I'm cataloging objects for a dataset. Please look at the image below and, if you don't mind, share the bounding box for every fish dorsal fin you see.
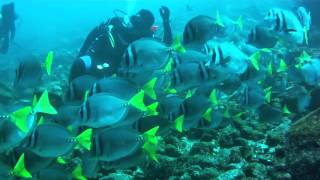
[72,164,87,180]
[298,50,311,64]
[174,115,184,133]
[76,128,92,151]
[250,51,261,71]
[32,95,37,108]
[44,51,53,76]
[129,90,147,112]
[142,126,160,162]
[143,77,157,100]
[10,106,32,133]
[34,90,57,115]
[215,10,224,27]
[12,153,32,178]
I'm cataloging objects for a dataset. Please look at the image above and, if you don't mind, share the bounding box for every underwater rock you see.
[286,108,320,179]
[233,119,265,140]
[272,172,292,180]
[244,162,268,179]
[100,172,133,180]
[266,119,292,147]
[164,144,183,157]
[218,125,241,148]
[217,169,245,180]
[189,141,217,155]
[190,167,219,180]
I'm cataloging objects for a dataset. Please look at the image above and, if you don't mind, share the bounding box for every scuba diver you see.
[69,6,172,81]
[0,2,16,54]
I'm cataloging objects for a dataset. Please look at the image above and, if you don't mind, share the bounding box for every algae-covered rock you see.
[244,162,268,179]
[217,169,245,180]
[286,108,320,179]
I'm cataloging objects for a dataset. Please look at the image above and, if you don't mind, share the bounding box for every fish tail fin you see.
[202,107,212,122]
[277,59,288,73]
[215,10,224,27]
[56,156,67,165]
[34,90,57,114]
[250,51,261,71]
[10,106,32,133]
[171,36,186,53]
[174,115,184,133]
[235,16,243,30]
[32,95,37,108]
[264,87,272,103]
[12,153,32,178]
[143,77,157,100]
[72,164,87,180]
[283,105,292,115]
[129,90,147,112]
[163,57,174,73]
[44,51,53,76]
[142,126,160,162]
[146,102,159,116]
[37,116,45,125]
[76,129,92,151]
[209,89,219,106]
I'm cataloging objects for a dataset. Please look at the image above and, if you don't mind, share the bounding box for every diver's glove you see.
[160,6,170,22]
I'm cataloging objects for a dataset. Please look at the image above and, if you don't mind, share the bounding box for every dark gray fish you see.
[283,85,311,113]
[0,160,12,180]
[10,150,54,174]
[183,15,218,44]
[247,25,278,48]
[198,108,230,129]
[179,95,211,130]
[170,61,219,92]
[174,49,210,65]
[258,104,283,122]
[21,123,76,157]
[67,75,97,102]
[0,112,36,153]
[33,164,72,180]
[120,38,171,74]
[78,93,142,128]
[90,126,143,162]
[0,82,16,104]
[205,42,249,75]
[52,105,80,128]
[101,149,146,170]
[13,57,43,94]
[89,76,139,100]
[238,82,265,109]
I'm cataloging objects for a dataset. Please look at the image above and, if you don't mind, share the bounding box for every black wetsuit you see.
[0,3,16,54]
[69,15,172,81]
